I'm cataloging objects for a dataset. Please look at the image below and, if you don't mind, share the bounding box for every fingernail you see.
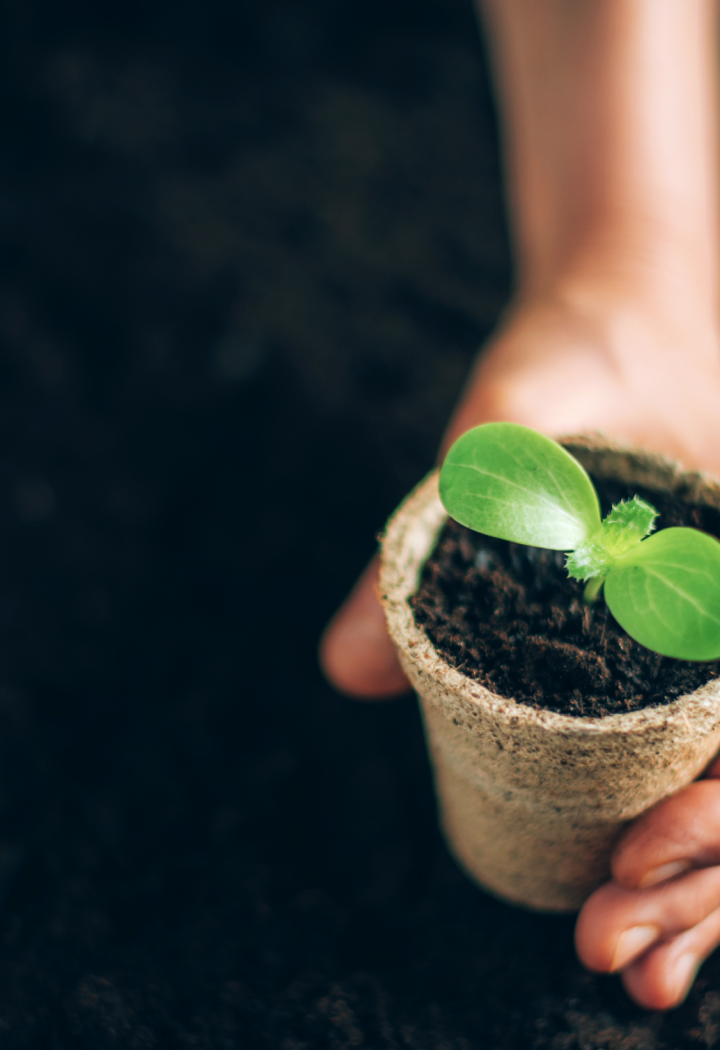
[612,925,660,971]
[638,860,691,889]
[672,953,700,1003]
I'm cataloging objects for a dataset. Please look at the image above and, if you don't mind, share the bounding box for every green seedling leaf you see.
[566,497,658,581]
[604,528,720,660]
[565,539,615,582]
[603,497,658,549]
[439,423,602,549]
[440,422,720,661]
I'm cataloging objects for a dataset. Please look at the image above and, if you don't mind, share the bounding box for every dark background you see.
[1,0,720,1045]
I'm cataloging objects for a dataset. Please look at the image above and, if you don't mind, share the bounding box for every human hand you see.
[320,280,720,1008]
[321,281,720,697]
[576,756,720,1010]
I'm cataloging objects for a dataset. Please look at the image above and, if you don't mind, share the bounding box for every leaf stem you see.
[583,575,605,604]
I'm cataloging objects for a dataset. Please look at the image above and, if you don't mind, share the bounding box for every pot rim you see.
[379,433,720,739]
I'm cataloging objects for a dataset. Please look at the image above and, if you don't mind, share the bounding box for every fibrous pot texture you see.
[379,437,720,912]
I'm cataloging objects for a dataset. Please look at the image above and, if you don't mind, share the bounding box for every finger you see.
[621,904,720,1011]
[319,557,410,699]
[439,379,506,456]
[611,781,720,890]
[575,866,720,973]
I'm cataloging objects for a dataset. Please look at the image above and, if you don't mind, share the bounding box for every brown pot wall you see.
[379,437,720,912]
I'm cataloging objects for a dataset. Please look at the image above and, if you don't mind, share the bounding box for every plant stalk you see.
[583,575,605,604]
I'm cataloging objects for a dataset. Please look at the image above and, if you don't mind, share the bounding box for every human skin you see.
[320,0,720,1011]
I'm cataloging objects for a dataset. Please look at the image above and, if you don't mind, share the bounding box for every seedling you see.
[439,423,720,661]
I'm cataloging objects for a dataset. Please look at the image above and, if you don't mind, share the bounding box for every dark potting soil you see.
[411,477,720,718]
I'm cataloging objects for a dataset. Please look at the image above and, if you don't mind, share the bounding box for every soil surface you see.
[3,0,720,1047]
[412,478,720,717]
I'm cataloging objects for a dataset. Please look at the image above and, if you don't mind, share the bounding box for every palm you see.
[445,294,720,480]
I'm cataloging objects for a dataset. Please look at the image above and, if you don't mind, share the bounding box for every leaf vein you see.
[640,567,720,628]
[455,463,580,526]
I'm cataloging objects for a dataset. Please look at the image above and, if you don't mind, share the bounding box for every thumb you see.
[319,557,410,699]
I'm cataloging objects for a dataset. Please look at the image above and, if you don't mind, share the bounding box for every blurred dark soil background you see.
[1,0,719,1045]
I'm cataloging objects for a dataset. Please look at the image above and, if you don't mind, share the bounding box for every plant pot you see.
[379,436,720,913]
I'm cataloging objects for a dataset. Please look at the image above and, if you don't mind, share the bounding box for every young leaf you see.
[602,497,657,549]
[566,539,614,582]
[566,497,659,581]
[439,423,602,549]
[604,528,720,661]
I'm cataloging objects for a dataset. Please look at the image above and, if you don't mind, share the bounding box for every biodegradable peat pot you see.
[379,437,720,913]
